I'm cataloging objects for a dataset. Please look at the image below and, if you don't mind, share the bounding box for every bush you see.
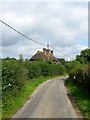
[24,61,40,79]
[2,59,27,93]
[2,59,66,96]
[68,64,89,88]
[38,62,51,76]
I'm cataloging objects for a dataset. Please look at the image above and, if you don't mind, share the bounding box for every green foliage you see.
[66,48,90,89]
[76,48,90,64]
[38,62,66,76]
[68,62,89,88]
[25,61,41,79]
[65,60,80,72]
[2,59,66,93]
[58,58,66,65]
[2,59,27,92]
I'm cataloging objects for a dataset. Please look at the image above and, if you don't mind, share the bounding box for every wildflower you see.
[8,83,11,86]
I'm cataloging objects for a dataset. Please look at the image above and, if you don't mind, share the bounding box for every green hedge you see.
[2,60,27,92]
[68,64,89,88]
[2,58,66,98]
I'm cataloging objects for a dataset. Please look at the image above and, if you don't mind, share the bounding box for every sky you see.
[0,0,88,61]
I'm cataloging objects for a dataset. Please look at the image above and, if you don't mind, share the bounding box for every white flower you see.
[8,83,11,86]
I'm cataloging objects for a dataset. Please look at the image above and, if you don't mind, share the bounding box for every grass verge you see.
[2,75,61,119]
[65,79,90,119]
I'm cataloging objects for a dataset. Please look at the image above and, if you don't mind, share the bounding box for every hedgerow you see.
[67,62,89,89]
[2,59,66,85]
[65,48,89,89]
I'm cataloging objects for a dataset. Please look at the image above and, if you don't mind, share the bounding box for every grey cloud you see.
[1,2,88,60]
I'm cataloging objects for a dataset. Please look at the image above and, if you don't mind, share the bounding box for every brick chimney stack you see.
[43,45,53,56]
[46,49,50,55]
[43,48,46,54]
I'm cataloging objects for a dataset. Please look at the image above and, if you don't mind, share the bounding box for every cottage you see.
[30,45,60,64]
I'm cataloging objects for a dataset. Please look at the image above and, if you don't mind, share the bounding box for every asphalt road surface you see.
[12,76,78,118]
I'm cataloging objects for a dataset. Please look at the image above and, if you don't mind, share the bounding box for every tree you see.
[58,58,66,65]
[19,54,24,61]
[76,48,90,64]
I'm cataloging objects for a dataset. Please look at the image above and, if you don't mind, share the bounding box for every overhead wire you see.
[50,45,73,60]
[0,19,74,60]
[0,20,46,46]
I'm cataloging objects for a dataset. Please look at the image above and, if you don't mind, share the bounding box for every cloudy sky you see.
[0,0,88,61]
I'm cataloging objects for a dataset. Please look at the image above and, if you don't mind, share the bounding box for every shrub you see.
[25,61,41,79]
[38,62,50,76]
[2,60,28,96]
[2,59,66,94]
[68,64,89,88]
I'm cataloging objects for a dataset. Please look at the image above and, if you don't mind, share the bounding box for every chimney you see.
[47,44,49,49]
[51,50,53,55]
[43,48,46,53]
[46,49,50,55]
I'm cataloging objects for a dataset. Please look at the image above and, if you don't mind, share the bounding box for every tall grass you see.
[65,79,89,119]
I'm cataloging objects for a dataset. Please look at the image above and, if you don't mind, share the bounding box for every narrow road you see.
[12,76,78,118]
